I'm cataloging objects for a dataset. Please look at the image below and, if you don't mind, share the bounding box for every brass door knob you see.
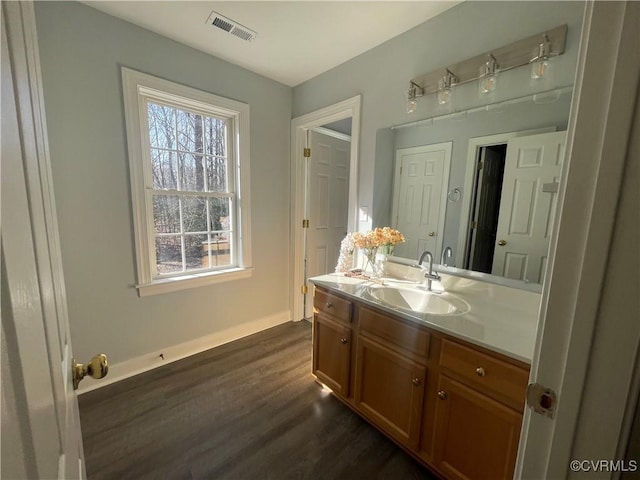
[412,377,421,386]
[428,232,436,237]
[73,353,109,390]
[437,390,447,400]
[340,338,348,344]
[498,240,507,246]
[476,367,486,377]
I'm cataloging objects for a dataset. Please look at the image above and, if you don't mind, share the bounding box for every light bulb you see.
[437,85,451,105]
[531,59,550,79]
[478,55,498,95]
[438,71,456,105]
[530,38,551,80]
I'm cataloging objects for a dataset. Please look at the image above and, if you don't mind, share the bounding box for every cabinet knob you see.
[437,390,447,400]
[412,377,421,386]
[326,302,333,309]
[340,338,348,344]
[476,367,486,377]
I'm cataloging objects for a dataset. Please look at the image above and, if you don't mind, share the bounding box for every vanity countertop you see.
[309,273,541,364]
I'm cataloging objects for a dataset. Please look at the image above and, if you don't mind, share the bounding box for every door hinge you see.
[301,284,308,294]
[526,382,557,419]
[302,219,310,228]
[477,161,483,171]
[303,147,311,158]
[471,221,477,229]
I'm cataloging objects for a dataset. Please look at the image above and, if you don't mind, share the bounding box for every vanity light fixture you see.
[406,81,424,114]
[405,24,567,113]
[479,54,499,95]
[438,69,457,105]
[530,34,552,80]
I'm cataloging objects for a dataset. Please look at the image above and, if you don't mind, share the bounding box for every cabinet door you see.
[354,336,426,449]
[434,375,523,480]
[312,314,351,396]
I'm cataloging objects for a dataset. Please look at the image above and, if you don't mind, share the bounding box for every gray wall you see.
[292,1,585,229]
[34,2,292,366]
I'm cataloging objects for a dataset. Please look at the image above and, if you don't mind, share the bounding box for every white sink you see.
[367,284,469,315]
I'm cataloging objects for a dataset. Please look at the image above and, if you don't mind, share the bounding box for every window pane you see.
[205,156,227,192]
[209,232,232,267]
[204,117,227,156]
[184,234,208,271]
[181,196,207,233]
[151,149,178,190]
[209,198,230,231]
[153,195,180,233]
[177,110,204,153]
[156,236,183,274]
[178,153,205,192]
[147,103,176,150]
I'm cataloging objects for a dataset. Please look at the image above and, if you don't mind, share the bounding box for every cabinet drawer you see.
[314,288,352,323]
[440,339,528,410]
[359,307,429,359]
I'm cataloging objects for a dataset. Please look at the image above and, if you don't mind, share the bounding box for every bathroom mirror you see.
[377,87,574,285]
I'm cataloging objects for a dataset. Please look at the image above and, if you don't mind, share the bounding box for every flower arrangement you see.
[352,227,405,273]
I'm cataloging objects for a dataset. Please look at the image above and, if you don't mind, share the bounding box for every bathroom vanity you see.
[310,272,539,480]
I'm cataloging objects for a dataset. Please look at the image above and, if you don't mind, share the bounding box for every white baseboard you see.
[78,310,292,394]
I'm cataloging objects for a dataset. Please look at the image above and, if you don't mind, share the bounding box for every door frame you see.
[391,142,452,262]
[290,96,361,322]
[2,1,86,477]
[457,127,555,269]
[516,1,640,477]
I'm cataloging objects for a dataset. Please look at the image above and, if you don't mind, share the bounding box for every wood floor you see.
[79,321,437,480]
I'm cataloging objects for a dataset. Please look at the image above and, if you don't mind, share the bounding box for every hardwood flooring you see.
[79,321,437,480]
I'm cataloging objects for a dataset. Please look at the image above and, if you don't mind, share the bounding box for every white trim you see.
[77,311,292,394]
[290,96,361,322]
[121,68,252,295]
[391,142,452,261]
[310,126,352,142]
[136,267,253,297]
[516,2,640,477]
[456,128,555,269]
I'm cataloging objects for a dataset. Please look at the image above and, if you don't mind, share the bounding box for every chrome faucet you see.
[441,246,453,267]
[417,250,441,291]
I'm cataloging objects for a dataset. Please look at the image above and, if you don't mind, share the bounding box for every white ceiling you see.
[81,1,460,87]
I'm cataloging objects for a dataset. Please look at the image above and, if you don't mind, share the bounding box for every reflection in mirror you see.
[381,87,573,285]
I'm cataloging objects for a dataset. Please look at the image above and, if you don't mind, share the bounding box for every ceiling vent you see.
[206,11,257,42]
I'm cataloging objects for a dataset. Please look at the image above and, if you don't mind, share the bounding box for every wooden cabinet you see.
[433,376,523,480]
[311,285,530,480]
[434,339,528,480]
[354,335,426,448]
[312,288,352,396]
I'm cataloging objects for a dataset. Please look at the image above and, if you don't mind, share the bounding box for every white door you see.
[492,131,566,283]
[392,143,452,260]
[305,129,351,317]
[1,3,103,478]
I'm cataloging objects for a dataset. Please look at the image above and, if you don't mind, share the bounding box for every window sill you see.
[136,267,253,297]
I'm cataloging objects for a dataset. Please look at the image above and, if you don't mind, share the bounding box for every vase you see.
[373,253,388,278]
[361,247,378,274]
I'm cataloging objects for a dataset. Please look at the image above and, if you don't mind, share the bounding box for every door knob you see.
[497,240,507,246]
[73,353,109,390]
[428,232,436,237]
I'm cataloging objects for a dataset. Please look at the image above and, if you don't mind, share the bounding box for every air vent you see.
[206,11,257,42]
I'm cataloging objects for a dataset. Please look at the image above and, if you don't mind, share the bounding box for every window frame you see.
[122,68,252,296]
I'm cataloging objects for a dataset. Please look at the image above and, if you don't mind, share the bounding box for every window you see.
[122,68,251,296]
